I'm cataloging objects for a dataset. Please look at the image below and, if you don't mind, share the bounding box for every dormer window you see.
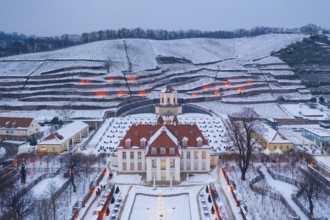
[140,138,146,148]
[125,139,131,148]
[160,147,166,155]
[170,148,175,155]
[182,138,188,148]
[151,147,157,155]
[197,137,202,147]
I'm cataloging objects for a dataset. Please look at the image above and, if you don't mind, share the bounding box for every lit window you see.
[170,159,175,168]
[202,151,206,159]
[161,159,166,170]
[194,151,198,159]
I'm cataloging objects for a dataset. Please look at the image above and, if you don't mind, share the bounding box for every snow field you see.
[130,194,190,220]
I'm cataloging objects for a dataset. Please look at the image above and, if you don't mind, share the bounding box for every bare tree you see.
[224,108,263,180]
[298,174,324,217]
[63,153,83,192]
[44,181,59,220]
[33,199,52,220]
[5,189,35,220]
[56,106,75,123]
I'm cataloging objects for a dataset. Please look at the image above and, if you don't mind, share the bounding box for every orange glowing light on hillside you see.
[137,90,146,96]
[117,90,128,96]
[191,93,198,97]
[224,81,232,87]
[128,76,137,82]
[246,80,253,84]
[107,77,114,82]
[96,91,107,97]
[202,84,211,90]
[80,79,90,84]
[236,87,244,92]
[213,90,220,95]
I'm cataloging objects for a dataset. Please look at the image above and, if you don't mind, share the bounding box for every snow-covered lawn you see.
[130,194,190,220]
[195,102,293,119]
[31,174,67,198]
[120,185,203,220]
[0,147,5,158]
[281,103,328,120]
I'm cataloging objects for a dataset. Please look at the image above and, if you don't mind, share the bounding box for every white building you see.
[0,117,41,141]
[117,122,212,182]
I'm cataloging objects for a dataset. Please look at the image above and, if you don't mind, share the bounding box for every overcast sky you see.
[0,0,329,36]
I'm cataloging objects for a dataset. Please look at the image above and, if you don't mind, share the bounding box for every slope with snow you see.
[0,34,310,118]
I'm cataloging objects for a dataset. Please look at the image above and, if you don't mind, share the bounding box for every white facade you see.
[117,147,211,182]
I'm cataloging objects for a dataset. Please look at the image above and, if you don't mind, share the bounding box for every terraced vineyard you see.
[0,34,312,119]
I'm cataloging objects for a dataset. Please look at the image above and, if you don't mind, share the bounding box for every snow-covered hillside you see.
[0,34,309,118]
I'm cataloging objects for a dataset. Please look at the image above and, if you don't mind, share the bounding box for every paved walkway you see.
[215,164,238,220]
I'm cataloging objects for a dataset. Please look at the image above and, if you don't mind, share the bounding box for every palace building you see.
[117,120,212,182]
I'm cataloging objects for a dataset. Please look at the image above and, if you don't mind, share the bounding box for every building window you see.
[152,159,156,168]
[202,151,206,159]
[152,147,156,155]
[161,159,166,170]
[280,146,283,149]
[161,172,166,180]
[122,152,126,159]
[130,162,134,170]
[125,139,131,148]
[182,139,187,147]
[167,98,170,104]
[202,162,206,170]
[130,152,134,159]
[197,140,202,147]
[162,97,164,104]
[170,148,175,155]
[194,151,198,159]
[141,139,146,148]
[138,151,142,159]
[170,159,175,168]
[160,147,166,155]
[187,151,190,159]
[123,163,127,171]
[138,162,142,170]
[173,98,176,103]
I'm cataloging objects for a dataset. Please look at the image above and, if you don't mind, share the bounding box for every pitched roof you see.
[0,117,34,129]
[261,123,292,144]
[38,121,88,145]
[118,123,207,149]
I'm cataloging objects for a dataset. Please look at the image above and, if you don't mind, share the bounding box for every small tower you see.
[155,85,182,116]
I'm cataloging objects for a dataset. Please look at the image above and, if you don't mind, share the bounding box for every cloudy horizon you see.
[0,0,329,37]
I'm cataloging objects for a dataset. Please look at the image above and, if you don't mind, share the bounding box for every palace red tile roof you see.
[0,117,34,129]
[118,123,208,151]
